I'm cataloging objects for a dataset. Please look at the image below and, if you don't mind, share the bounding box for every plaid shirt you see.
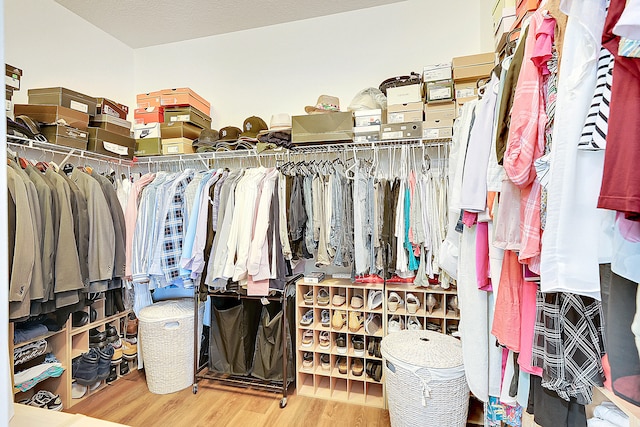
[161,173,193,283]
[504,10,547,269]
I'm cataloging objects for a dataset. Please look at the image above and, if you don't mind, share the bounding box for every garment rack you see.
[192,274,302,409]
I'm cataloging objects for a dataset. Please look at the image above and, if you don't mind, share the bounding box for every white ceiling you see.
[55,0,407,49]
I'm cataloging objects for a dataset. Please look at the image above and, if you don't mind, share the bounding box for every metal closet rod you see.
[132,138,452,165]
[7,136,134,167]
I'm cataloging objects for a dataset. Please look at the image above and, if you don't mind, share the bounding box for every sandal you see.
[332,310,346,329]
[387,292,404,312]
[364,313,382,335]
[352,336,365,356]
[426,294,440,314]
[406,293,420,314]
[303,289,314,306]
[319,331,330,348]
[367,290,383,310]
[332,292,346,307]
[301,329,314,347]
[336,334,347,354]
[351,358,364,377]
[300,309,314,326]
[350,294,364,309]
[348,311,363,332]
[321,309,330,327]
[337,356,347,375]
[317,288,330,306]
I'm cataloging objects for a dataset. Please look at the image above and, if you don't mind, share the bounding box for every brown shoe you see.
[126,315,138,336]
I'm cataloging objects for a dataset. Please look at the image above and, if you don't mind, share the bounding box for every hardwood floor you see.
[66,371,392,427]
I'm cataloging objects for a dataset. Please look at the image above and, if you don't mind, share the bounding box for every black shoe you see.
[96,344,114,381]
[72,349,99,386]
[72,311,89,327]
[90,307,98,323]
[106,365,117,383]
[119,360,130,376]
[114,288,125,313]
[106,324,118,343]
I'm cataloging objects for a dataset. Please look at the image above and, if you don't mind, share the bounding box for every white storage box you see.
[381,330,469,427]
[139,299,204,394]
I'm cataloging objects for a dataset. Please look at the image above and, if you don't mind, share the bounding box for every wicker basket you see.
[381,330,469,427]
[138,298,204,394]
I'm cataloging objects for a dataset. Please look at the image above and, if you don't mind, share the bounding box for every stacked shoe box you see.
[452,52,496,113]
[89,98,134,159]
[423,64,455,140]
[5,63,22,115]
[14,103,90,149]
[353,109,382,143]
[135,88,211,156]
[381,83,423,140]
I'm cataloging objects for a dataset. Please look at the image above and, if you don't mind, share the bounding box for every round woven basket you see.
[139,299,204,394]
[381,330,469,427]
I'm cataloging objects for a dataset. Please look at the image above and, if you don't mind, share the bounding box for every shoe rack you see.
[384,282,460,337]
[9,297,134,410]
[296,278,386,408]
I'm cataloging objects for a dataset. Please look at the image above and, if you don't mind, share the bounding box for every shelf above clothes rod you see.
[6,136,134,167]
[132,137,452,165]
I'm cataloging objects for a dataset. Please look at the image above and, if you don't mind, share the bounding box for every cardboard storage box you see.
[5,64,22,91]
[455,81,479,100]
[160,121,201,140]
[162,137,195,155]
[353,125,380,143]
[387,110,423,124]
[386,84,423,105]
[136,91,162,109]
[28,87,97,116]
[423,125,453,140]
[159,88,210,116]
[164,106,211,130]
[134,122,161,139]
[88,127,135,159]
[354,109,382,127]
[90,114,132,137]
[14,104,89,130]
[96,98,129,120]
[291,112,353,144]
[135,137,162,157]
[387,101,423,113]
[425,102,456,127]
[40,124,88,149]
[423,63,452,83]
[452,52,495,81]
[381,122,422,140]
[134,106,164,124]
[426,79,454,103]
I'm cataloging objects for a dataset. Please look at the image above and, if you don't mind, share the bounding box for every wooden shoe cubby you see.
[9,295,133,410]
[296,278,386,408]
[385,283,459,336]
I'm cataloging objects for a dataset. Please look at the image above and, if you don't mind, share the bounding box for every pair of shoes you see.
[317,288,330,306]
[302,352,313,369]
[406,293,420,314]
[351,358,364,376]
[303,289,314,305]
[426,294,440,314]
[387,292,404,312]
[123,337,137,360]
[367,290,383,310]
[446,323,459,336]
[72,311,89,327]
[300,309,313,326]
[96,344,114,381]
[320,310,330,327]
[320,354,330,370]
[72,348,99,386]
[355,274,384,284]
[350,293,364,309]
[301,330,314,347]
[89,328,107,349]
[71,381,87,399]
[348,312,363,332]
[119,360,130,376]
[426,321,442,332]
[352,336,365,357]
[364,313,382,335]
[367,338,381,358]
[336,356,347,375]
[332,292,346,307]
[387,275,414,284]
[388,315,405,333]
[332,310,346,329]
[407,316,422,330]
[22,390,63,411]
[319,331,330,348]
[447,295,460,316]
[106,324,119,343]
[366,361,383,382]
[106,365,118,383]
[336,334,347,354]
[126,314,138,337]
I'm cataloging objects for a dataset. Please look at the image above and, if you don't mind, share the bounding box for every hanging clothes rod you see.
[7,136,134,167]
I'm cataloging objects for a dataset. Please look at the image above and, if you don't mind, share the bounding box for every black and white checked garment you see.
[578,46,614,150]
[531,291,606,405]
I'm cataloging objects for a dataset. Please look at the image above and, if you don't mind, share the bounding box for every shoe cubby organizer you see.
[385,283,459,336]
[296,278,386,408]
[9,294,133,410]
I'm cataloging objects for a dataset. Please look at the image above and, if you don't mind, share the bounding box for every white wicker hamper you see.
[138,299,204,394]
[381,330,469,427]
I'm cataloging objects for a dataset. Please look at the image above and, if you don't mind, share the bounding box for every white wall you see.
[134,0,494,130]
[4,0,135,118]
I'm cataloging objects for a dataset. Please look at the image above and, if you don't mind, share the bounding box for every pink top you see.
[532,15,557,75]
[124,173,155,278]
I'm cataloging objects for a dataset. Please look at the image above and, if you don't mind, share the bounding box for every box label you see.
[424,129,441,139]
[170,114,190,122]
[103,141,128,155]
[70,100,89,114]
[5,75,19,90]
[167,145,179,154]
[456,88,476,99]
[430,87,452,100]
[382,131,404,139]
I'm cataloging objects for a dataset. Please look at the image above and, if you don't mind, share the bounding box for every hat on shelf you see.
[218,126,242,142]
[348,88,387,111]
[193,128,219,148]
[257,113,293,138]
[239,116,268,141]
[305,95,341,114]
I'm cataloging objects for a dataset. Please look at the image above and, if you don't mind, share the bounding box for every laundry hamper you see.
[381,330,469,427]
[138,298,204,394]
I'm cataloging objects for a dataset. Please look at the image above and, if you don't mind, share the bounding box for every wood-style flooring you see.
[66,371,392,427]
